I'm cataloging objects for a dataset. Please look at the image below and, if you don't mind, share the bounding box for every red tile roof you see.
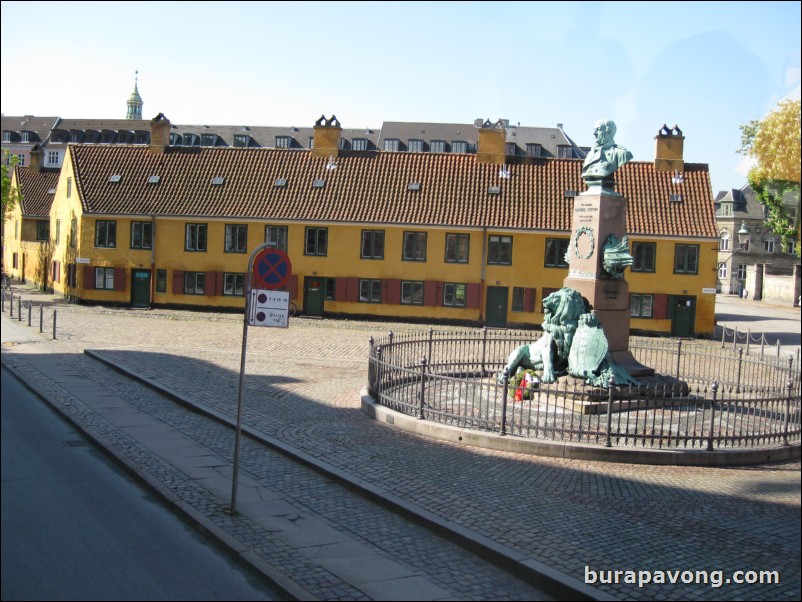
[15,167,61,217]
[69,145,717,238]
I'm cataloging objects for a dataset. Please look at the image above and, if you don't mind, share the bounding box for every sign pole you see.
[230,243,271,515]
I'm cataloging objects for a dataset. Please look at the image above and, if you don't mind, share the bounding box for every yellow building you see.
[4,146,61,288]
[5,115,719,337]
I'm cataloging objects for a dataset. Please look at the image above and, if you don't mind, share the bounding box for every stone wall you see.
[745,263,801,306]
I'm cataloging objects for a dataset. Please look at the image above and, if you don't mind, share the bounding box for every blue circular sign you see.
[253,248,292,290]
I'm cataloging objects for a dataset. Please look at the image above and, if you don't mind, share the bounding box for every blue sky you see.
[2,1,799,193]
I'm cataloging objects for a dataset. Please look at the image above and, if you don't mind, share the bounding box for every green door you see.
[486,286,508,328]
[131,269,151,308]
[670,295,695,337]
[303,276,325,316]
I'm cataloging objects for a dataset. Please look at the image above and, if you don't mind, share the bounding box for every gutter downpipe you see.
[150,215,156,306]
[480,226,487,323]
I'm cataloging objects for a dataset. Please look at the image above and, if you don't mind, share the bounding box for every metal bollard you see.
[17,296,22,321]
[39,305,44,333]
[707,382,718,451]
[8,292,13,317]
[28,301,32,326]
[736,348,743,393]
[53,309,57,340]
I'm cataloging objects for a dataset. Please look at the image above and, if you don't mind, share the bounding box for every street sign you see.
[702,288,717,294]
[248,289,289,328]
[252,247,292,290]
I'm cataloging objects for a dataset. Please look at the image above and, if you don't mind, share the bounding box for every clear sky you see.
[2,1,799,193]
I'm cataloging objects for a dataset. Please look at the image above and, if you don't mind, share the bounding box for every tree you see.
[739,98,801,256]
[1,151,22,227]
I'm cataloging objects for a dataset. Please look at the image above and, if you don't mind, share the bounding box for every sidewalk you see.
[2,287,800,601]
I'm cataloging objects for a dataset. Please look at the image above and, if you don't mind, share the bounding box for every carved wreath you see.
[573,226,596,260]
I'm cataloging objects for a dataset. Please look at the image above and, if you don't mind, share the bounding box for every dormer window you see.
[431,140,446,153]
[557,145,573,159]
[526,143,542,158]
[21,132,30,143]
[408,139,424,153]
[352,138,368,151]
[384,138,400,152]
[2,132,11,143]
[233,135,251,147]
[201,134,217,147]
[505,143,518,157]
[452,141,467,154]
[276,136,291,149]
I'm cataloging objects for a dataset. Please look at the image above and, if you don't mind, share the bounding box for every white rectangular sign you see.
[248,289,290,328]
[76,257,90,264]
[702,288,717,294]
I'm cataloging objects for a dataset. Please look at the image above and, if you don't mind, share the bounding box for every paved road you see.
[714,294,800,358]
[1,366,285,601]
[1,285,799,601]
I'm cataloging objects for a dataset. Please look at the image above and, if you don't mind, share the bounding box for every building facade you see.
[714,185,799,298]
[4,115,719,336]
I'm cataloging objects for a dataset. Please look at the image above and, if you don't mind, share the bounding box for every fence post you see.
[783,379,793,446]
[746,329,751,355]
[736,348,743,393]
[777,339,781,358]
[500,367,510,436]
[721,325,726,347]
[604,376,615,447]
[374,346,383,401]
[53,309,57,340]
[27,300,32,327]
[675,339,682,380]
[481,326,488,375]
[418,356,427,420]
[427,327,434,371]
[39,305,44,333]
[707,382,718,451]
[17,296,22,321]
[733,327,738,351]
[368,337,375,398]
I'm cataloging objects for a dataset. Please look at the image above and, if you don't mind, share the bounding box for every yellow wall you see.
[36,155,718,335]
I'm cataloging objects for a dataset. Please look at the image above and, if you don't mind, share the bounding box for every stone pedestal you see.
[563,191,654,376]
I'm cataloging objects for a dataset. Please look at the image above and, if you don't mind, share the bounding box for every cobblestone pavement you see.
[2,286,800,601]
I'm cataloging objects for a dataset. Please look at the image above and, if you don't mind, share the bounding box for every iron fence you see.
[368,328,801,451]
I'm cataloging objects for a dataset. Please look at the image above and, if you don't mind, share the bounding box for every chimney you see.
[149,112,171,154]
[312,115,342,157]
[654,124,684,172]
[29,144,43,172]
[477,119,506,165]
